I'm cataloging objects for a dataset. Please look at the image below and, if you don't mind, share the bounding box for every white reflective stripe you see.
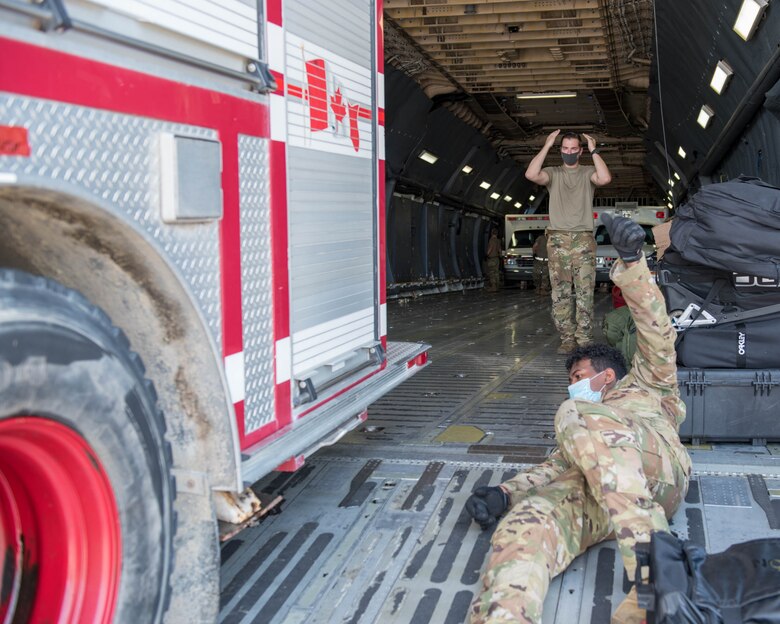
[0,173,18,184]
[266,21,285,73]
[292,307,375,376]
[275,337,292,384]
[224,351,245,404]
[376,74,385,108]
[376,127,385,160]
[270,93,287,143]
[380,303,387,337]
[294,306,373,342]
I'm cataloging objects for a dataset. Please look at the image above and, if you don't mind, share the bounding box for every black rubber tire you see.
[0,269,174,623]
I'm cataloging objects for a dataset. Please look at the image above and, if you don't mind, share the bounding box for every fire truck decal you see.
[285,34,373,158]
[284,57,372,152]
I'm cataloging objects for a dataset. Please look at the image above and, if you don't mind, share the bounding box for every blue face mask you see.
[567,370,607,402]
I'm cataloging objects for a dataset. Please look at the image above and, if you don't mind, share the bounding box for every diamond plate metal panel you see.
[0,95,223,347]
[238,135,275,433]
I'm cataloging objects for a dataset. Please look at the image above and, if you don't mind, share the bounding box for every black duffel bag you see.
[659,250,780,317]
[636,532,780,623]
[675,309,780,368]
[670,176,780,281]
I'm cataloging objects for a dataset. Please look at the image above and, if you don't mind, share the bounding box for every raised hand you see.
[543,129,561,149]
[601,213,645,262]
[582,133,597,153]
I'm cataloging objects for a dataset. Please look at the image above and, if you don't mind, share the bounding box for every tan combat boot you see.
[611,587,646,624]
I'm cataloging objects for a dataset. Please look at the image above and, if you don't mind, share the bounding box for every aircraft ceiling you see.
[384,0,780,207]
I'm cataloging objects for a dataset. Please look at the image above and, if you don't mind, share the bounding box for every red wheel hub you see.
[0,417,121,623]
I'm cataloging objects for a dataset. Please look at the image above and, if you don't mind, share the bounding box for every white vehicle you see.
[502,214,551,284]
[593,205,669,282]
[0,2,428,622]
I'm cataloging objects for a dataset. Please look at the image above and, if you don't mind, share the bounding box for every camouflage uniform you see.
[470,256,692,624]
[547,230,597,346]
[532,234,550,293]
[486,258,500,292]
[486,232,501,292]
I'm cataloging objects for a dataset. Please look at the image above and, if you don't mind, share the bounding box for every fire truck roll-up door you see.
[284,0,382,409]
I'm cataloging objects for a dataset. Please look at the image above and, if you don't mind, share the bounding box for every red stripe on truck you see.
[266,0,282,26]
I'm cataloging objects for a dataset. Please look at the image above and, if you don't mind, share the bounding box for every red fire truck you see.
[0,1,427,621]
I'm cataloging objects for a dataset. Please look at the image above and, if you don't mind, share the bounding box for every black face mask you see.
[562,152,579,166]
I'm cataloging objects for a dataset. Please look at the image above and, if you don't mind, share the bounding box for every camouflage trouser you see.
[532,259,550,291]
[547,231,596,345]
[470,399,689,624]
[486,257,500,291]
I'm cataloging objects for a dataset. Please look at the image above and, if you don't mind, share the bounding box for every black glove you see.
[465,486,508,530]
[601,213,645,262]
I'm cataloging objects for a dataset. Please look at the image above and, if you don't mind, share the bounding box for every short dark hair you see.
[565,343,628,379]
[560,132,581,145]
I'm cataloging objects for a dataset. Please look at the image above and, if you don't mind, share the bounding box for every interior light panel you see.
[734,0,768,40]
[516,92,576,100]
[697,105,715,128]
[418,150,438,164]
[710,60,734,94]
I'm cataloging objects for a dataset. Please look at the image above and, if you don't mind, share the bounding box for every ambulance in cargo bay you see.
[2,0,780,623]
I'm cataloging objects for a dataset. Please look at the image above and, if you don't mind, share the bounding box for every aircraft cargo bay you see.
[220,286,780,624]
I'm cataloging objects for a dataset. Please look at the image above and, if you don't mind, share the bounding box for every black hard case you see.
[677,367,780,445]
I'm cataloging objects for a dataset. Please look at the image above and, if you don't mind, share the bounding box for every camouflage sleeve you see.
[500,447,570,506]
[610,256,678,396]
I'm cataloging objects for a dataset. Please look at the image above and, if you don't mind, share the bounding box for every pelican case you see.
[677,368,780,445]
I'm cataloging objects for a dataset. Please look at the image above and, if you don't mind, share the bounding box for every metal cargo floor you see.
[220,287,780,624]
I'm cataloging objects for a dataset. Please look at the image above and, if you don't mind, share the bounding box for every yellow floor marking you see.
[435,425,486,444]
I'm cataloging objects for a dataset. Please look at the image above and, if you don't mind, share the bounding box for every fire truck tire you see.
[0,269,175,623]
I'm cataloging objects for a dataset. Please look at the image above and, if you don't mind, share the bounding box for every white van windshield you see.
[509,229,545,249]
